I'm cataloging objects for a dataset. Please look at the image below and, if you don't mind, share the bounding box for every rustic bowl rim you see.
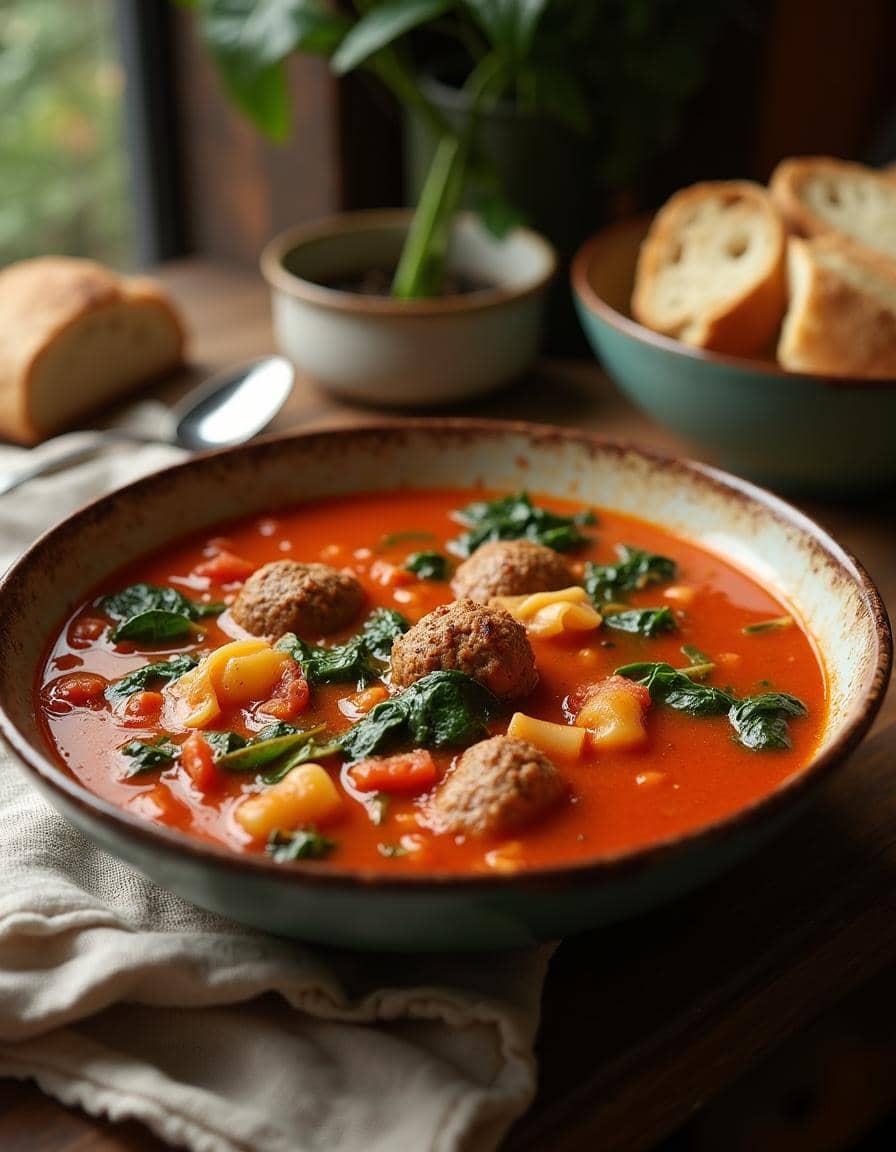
[260,208,558,318]
[571,215,896,390]
[0,419,890,894]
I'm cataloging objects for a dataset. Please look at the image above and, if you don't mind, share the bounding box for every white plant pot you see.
[261,210,557,406]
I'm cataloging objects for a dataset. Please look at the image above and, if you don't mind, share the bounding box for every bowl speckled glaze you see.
[572,217,896,495]
[0,422,890,951]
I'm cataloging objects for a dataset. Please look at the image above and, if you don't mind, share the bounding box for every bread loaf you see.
[778,235,896,377]
[769,156,896,261]
[0,257,185,444]
[631,181,787,356]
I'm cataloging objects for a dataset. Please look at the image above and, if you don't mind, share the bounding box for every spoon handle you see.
[0,430,164,497]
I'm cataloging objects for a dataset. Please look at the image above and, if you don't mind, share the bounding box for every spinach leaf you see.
[204,730,248,759]
[728,693,808,751]
[405,551,448,581]
[681,643,710,666]
[266,828,335,863]
[615,661,735,717]
[255,721,300,741]
[604,606,677,637]
[341,670,498,763]
[111,610,199,644]
[742,616,794,634]
[120,737,179,777]
[260,736,343,785]
[103,583,224,645]
[105,654,199,704]
[449,491,595,556]
[216,724,329,774]
[585,545,676,604]
[617,662,808,751]
[276,608,409,687]
[102,583,224,622]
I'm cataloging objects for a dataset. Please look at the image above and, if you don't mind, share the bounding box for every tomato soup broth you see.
[37,488,826,874]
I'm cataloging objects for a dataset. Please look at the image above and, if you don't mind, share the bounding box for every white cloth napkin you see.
[0,411,551,1152]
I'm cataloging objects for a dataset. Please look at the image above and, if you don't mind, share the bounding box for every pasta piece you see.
[507,712,587,759]
[575,679,650,751]
[235,763,342,839]
[166,638,291,728]
[493,586,602,638]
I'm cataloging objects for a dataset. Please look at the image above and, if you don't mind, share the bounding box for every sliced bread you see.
[632,181,787,356]
[0,257,185,444]
[778,235,896,377]
[769,156,896,261]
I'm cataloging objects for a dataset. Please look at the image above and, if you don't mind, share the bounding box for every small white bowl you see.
[261,210,557,406]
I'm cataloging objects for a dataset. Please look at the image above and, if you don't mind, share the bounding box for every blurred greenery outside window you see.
[0,0,134,268]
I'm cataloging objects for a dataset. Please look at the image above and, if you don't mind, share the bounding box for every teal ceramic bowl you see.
[571,217,896,494]
[0,422,890,950]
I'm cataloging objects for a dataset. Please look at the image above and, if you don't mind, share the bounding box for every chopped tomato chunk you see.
[193,550,255,584]
[122,690,164,724]
[50,673,108,708]
[70,617,106,645]
[181,732,218,792]
[259,662,310,721]
[350,750,437,795]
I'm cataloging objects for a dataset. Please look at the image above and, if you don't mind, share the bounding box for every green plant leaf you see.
[276,609,409,687]
[215,724,328,773]
[110,610,200,645]
[101,583,223,622]
[203,730,249,759]
[616,661,734,717]
[331,0,453,75]
[192,0,349,140]
[462,0,550,61]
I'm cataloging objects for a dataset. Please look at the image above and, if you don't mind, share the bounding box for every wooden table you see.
[4,259,895,1152]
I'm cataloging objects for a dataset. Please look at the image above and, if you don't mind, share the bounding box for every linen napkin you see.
[0,411,551,1152]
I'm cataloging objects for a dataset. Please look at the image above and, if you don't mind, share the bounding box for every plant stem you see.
[391,55,504,299]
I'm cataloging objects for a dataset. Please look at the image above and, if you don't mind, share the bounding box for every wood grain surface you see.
[2,259,894,1152]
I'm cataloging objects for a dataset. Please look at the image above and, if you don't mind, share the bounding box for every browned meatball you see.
[451,540,574,603]
[430,736,565,836]
[390,599,537,700]
[231,560,363,638]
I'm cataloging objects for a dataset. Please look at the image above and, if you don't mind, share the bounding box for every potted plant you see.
[180,0,561,406]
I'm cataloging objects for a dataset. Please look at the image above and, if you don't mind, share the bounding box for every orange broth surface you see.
[37,488,827,874]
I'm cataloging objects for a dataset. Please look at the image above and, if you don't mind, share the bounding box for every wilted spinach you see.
[119,736,179,777]
[584,546,676,605]
[266,828,335,863]
[102,583,224,644]
[405,551,448,581]
[604,607,677,638]
[340,670,498,763]
[105,654,199,704]
[449,491,595,556]
[728,693,808,751]
[276,608,409,688]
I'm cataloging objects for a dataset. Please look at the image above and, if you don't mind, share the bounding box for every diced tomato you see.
[259,662,310,721]
[181,732,218,792]
[369,559,414,588]
[569,675,652,716]
[70,617,106,646]
[123,690,164,725]
[50,673,108,709]
[350,750,437,795]
[193,550,256,584]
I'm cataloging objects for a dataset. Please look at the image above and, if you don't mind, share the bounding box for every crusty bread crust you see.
[632,181,787,356]
[770,156,896,259]
[778,235,896,378]
[0,257,185,444]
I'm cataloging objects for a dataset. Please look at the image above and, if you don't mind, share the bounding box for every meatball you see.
[390,599,537,700]
[430,736,565,836]
[451,540,574,603]
[231,560,363,638]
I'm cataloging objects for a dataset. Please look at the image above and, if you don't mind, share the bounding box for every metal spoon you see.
[0,356,295,497]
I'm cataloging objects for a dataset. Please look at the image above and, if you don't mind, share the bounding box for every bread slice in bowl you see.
[770,156,896,261]
[778,235,896,377]
[0,257,185,445]
[632,181,787,356]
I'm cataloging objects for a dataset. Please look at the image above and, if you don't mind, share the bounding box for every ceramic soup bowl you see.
[0,423,889,951]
